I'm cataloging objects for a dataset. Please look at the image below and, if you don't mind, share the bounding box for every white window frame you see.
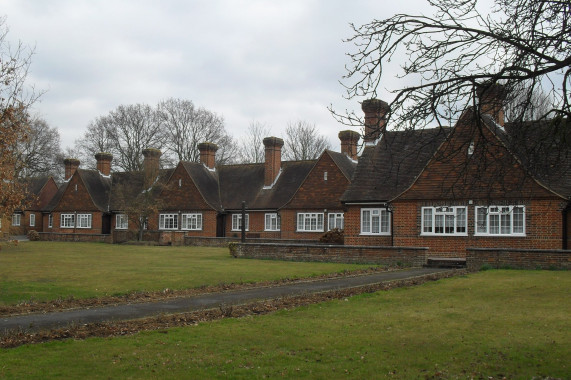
[360,208,390,235]
[232,214,249,231]
[181,213,203,230]
[116,214,129,230]
[29,213,36,227]
[159,213,178,230]
[421,206,467,236]
[475,205,525,236]
[11,214,21,226]
[77,214,92,229]
[61,214,75,228]
[264,213,280,231]
[297,213,324,232]
[48,214,53,228]
[328,213,344,230]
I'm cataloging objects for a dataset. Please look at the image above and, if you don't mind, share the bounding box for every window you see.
[29,214,35,227]
[361,208,390,235]
[116,214,128,230]
[181,213,202,230]
[159,214,178,230]
[297,213,324,232]
[232,214,249,231]
[48,214,53,228]
[264,213,280,231]
[77,214,92,229]
[11,214,21,226]
[475,205,525,236]
[328,213,344,230]
[421,206,467,235]
[61,214,75,228]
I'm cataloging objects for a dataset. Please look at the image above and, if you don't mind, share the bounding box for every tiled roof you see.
[341,127,451,203]
[181,162,222,210]
[326,150,358,180]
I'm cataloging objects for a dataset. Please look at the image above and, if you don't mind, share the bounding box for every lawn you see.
[0,242,375,305]
[0,270,568,379]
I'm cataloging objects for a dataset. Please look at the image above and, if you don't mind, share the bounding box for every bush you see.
[320,228,344,245]
[27,230,40,241]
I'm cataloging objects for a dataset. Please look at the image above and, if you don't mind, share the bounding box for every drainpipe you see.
[386,203,394,247]
[241,201,246,243]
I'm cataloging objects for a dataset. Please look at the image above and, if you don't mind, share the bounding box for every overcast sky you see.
[3,0,428,152]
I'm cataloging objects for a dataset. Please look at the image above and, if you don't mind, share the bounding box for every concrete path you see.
[1,267,452,333]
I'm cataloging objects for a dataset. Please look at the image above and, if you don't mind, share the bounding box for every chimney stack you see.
[198,142,218,170]
[362,98,390,144]
[338,130,360,160]
[476,82,506,126]
[263,137,284,187]
[95,152,113,176]
[63,158,80,181]
[142,148,161,188]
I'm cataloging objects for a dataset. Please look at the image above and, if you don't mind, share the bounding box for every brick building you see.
[342,87,571,256]
[9,176,58,236]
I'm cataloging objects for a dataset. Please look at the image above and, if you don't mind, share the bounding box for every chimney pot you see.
[95,152,113,176]
[338,130,360,160]
[263,137,284,187]
[362,98,390,143]
[142,148,161,188]
[63,158,80,181]
[476,82,506,126]
[197,142,218,170]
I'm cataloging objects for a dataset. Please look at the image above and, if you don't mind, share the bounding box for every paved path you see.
[1,267,452,333]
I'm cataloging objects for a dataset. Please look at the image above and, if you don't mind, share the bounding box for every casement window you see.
[48,214,53,228]
[116,214,129,230]
[328,213,344,230]
[475,205,525,236]
[361,208,390,235]
[29,214,36,227]
[60,214,75,228]
[297,213,324,232]
[181,213,203,230]
[159,214,178,230]
[421,206,467,235]
[77,214,92,229]
[232,214,249,231]
[264,213,280,231]
[11,214,21,226]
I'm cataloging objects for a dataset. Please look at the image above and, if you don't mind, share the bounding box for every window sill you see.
[474,233,526,237]
[359,233,391,236]
[420,233,469,237]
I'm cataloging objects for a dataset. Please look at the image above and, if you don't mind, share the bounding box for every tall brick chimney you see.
[198,142,218,170]
[63,158,80,181]
[362,98,390,144]
[95,152,113,176]
[142,148,161,188]
[476,82,506,126]
[338,130,360,160]
[263,137,284,187]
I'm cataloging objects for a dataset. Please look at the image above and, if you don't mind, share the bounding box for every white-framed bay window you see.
[328,213,344,230]
[421,206,467,235]
[116,214,129,230]
[159,213,178,230]
[232,214,249,231]
[60,214,75,228]
[264,213,280,231]
[475,205,525,236]
[77,214,92,229]
[361,208,390,235]
[181,213,203,230]
[297,213,324,232]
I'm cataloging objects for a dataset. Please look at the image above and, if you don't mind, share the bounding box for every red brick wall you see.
[49,211,105,234]
[466,248,570,270]
[343,206,392,246]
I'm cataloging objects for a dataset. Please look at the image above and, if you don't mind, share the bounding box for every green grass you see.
[0,242,374,305]
[1,270,569,379]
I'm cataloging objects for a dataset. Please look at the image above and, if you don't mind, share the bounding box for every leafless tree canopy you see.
[334,0,570,130]
[283,121,331,161]
[238,121,272,163]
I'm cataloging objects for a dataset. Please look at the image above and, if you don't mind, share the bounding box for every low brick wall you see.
[229,242,428,266]
[39,232,112,243]
[185,236,320,247]
[466,247,571,271]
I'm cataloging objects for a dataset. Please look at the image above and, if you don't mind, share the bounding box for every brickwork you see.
[466,247,570,270]
[39,232,112,243]
[229,242,427,266]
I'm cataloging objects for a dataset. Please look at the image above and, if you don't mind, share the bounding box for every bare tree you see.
[74,116,116,170]
[14,116,63,180]
[283,121,331,161]
[157,98,236,165]
[238,121,271,163]
[0,17,40,222]
[333,0,570,130]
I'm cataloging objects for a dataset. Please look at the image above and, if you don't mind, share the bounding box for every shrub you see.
[27,230,40,241]
[320,228,344,245]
